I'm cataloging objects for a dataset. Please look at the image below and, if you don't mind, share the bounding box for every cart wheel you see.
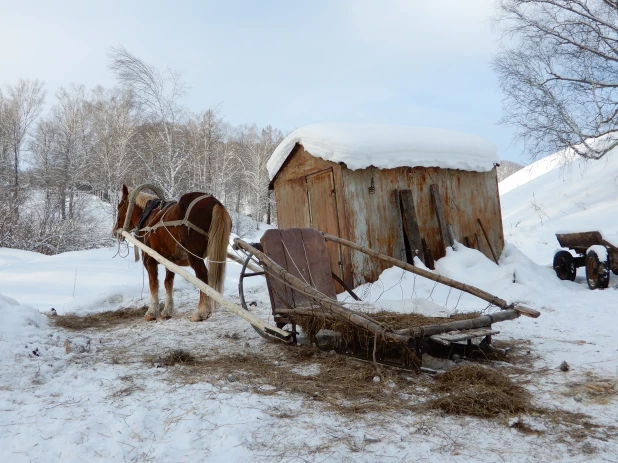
[553,250,576,281]
[238,252,289,342]
[585,249,610,290]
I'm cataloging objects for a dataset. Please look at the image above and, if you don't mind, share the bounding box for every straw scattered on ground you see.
[426,364,531,417]
[52,306,146,330]
[144,344,425,415]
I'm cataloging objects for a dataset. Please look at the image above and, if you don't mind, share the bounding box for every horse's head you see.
[113,184,131,239]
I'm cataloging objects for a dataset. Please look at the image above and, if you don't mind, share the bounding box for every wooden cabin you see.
[267,124,504,288]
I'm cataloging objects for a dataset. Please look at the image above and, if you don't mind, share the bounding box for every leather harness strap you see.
[138,194,211,237]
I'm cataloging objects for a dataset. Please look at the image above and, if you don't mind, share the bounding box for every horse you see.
[113,184,232,322]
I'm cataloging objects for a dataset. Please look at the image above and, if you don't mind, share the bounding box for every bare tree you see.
[3,79,45,198]
[1,55,288,253]
[494,0,618,160]
[185,108,226,192]
[86,86,136,212]
[109,46,188,197]
[48,85,93,220]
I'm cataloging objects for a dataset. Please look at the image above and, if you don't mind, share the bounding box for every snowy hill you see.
[500,148,618,265]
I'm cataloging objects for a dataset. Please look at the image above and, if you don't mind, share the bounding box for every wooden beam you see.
[227,251,262,273]
[118,231,292,342]
[278,306,518,340]
[422,238,434,269]
[478,218,499,264]
[398,189,424,264]
[322,232,541,318]
[447,224,457,249]
[430,184,453,249]
[395,309,519,337]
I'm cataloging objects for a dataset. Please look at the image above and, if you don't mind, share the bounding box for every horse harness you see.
[136,194,211,238]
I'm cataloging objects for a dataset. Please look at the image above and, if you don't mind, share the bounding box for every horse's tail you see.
[206,202,232,294]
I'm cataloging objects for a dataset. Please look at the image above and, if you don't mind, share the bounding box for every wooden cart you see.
[235,228,539,369]
[553,231,618,290]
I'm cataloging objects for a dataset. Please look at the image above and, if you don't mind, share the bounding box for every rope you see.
[112,237,130,258]
[261,264,393,331]
[279,237,335,303]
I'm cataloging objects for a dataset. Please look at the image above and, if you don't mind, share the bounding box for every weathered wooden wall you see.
[272,146,352,290]
[341,166,504,286]
[272,144,504,288]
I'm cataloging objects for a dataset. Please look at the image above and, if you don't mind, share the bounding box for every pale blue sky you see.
[1,0,526,163]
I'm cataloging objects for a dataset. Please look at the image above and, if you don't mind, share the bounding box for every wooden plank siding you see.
[306,169,345,291]
[272,143,504,288]
[272,146,353,288]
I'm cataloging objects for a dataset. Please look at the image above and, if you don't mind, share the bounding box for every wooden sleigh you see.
[234,228,540,369]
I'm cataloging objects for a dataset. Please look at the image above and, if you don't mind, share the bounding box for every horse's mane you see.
[135,192,157,208]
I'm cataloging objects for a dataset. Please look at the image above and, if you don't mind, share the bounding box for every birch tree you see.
[109,46,188,197]
[4,79,45,198]
[87,86,136,210]
[494,0,618,160]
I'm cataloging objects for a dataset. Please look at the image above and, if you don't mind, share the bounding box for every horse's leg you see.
[143,256,161,321]
[160,269,175,319]
[188,256,211,322]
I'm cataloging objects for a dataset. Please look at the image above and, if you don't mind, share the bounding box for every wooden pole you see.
[227,251,263,273]
[398,189,424,264]
[394,309,520,337]
[233,238,415,347]
[276,307,520,337]
[430,184,453,249]
[321,233,540,318]
[447,224,457,249]
[118,230,292,342]
[478,218,499,264]
[275,307,338,321]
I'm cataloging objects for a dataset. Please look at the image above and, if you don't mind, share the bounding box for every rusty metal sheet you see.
[341,166,504,286]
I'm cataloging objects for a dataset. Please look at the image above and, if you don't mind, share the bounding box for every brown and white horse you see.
[113,185,232,322]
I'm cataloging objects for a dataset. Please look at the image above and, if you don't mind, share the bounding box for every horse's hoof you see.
[144,314,157,321]
[190,315,205,322]
[159,314,172,320]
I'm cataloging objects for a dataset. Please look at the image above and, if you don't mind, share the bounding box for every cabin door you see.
[305,168,344,290]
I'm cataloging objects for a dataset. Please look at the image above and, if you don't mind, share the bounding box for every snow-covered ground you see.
[2,154,618,461]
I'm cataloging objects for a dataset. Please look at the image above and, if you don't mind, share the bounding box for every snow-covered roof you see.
[267,124,498,180]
